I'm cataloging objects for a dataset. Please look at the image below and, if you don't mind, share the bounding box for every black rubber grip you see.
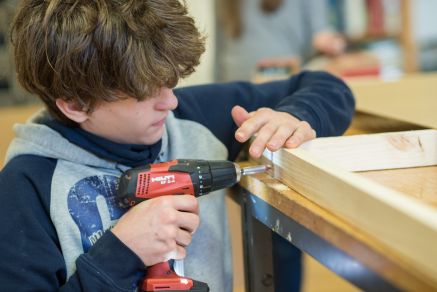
[208,160,238,192]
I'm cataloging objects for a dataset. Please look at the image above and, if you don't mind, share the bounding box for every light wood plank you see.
[345,111,425,136]
[239,167,436,291]
[359,166,437,208]
[300,129,437,172]
[243,114,433,291]
[261,142,437,287]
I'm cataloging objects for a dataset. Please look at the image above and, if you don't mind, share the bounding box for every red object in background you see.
[367,0,385,37]
[341,66,381,78]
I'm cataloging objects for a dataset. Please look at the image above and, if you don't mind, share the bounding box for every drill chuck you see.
[206,160,241,192]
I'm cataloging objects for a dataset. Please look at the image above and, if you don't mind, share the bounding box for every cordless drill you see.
[116,159,269,292]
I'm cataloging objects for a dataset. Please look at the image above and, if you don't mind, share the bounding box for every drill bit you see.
[233,163,271,182]
[241,164,271,176]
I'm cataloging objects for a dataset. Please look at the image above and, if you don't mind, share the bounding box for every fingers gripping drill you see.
[116,159,269,291]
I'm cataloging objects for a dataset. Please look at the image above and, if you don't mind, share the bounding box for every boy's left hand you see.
[232,105,316,158]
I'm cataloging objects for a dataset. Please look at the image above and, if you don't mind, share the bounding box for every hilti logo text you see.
[151,175,176,184]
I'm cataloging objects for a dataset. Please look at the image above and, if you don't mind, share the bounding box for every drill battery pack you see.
[143,279,209,292]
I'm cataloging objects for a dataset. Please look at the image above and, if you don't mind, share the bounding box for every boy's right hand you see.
[111,195,200,266]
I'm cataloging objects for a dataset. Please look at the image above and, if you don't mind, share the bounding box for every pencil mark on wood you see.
[387,135,417,151]
[418,137,423,151]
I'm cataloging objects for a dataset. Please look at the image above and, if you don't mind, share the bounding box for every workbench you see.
[236,112,437,291]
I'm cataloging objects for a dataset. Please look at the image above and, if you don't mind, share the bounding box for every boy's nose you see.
[154,87,178,111]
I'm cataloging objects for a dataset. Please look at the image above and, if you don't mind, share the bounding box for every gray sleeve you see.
[300,0,331,60]
[304,0,331,34]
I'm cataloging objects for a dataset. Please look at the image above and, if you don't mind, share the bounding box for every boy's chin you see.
[137,129,165,145]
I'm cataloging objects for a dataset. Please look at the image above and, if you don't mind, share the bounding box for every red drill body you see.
[116,159,241,291]
[117,159,240,207]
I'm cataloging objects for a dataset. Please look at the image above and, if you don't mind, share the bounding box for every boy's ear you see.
[55,99,89,124]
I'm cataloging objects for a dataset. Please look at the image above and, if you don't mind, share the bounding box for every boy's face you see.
[80,88,178,145]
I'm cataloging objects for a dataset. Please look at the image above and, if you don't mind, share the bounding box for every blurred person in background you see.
[216,0,346,82]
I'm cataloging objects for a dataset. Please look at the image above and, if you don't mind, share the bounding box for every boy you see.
[0,0,354,291]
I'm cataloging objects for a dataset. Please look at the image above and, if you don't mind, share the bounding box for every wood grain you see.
[243,113,436,291]
[345,111,425,136]
[239,168,437,291]
[359,166,437,208]
[259,144,437,288]
[300,129,437,172]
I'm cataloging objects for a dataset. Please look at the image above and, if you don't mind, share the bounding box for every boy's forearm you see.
[65,231,145,291]
[274,71,355,137]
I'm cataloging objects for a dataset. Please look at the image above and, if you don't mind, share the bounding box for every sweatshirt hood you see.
[5,110,162,169]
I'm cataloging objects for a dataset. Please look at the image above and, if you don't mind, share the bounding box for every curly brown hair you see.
[11,0,205,124]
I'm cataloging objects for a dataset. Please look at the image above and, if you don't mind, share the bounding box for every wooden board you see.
[299,129,437,172]
[345,111,425,136]
[260,129,437,288]
[348,73,437,129]
[360,166,437,208]
[239,170,436,291]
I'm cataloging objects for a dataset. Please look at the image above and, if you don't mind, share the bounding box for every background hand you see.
[112,195,199,266]
[232,105,316,158]
[312,31,346,56]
